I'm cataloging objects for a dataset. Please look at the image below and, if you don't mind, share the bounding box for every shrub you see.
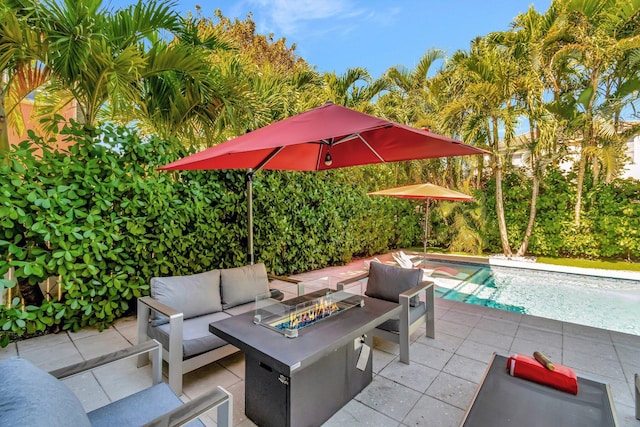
[0,123,420,345]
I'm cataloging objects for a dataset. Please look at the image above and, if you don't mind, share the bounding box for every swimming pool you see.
[426,258,640,336]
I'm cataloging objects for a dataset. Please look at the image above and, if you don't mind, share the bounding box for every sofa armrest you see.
[138,296,181,318]
[50,340,162,385]
[137,297,185,394]
[143,386,233,427]
[268,273,305,296]
[336,272,370,291]
[398,280,435,339]
[268,273,301,284]
[399,280,433,303]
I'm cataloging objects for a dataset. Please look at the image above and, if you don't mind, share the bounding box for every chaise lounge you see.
[461,353,619,427]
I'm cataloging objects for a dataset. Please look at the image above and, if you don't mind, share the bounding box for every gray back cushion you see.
[221,263,269,309]
[365,262,421,303]
[0,358,91,427]
[151,269,222,325]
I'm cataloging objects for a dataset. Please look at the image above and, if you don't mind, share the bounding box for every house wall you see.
[508,134,640,181]
[8,100,77,153]
[620,135,640,180]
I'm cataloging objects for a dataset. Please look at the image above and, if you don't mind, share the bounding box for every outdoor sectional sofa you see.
[137,263,301,395]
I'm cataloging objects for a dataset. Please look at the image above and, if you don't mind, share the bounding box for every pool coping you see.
[411,251,640,281]
[488,256,640,281]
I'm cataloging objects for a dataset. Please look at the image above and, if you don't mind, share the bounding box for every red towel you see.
[507,354,579,395]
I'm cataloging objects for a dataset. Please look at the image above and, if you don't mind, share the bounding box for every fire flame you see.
[287,297,340,330]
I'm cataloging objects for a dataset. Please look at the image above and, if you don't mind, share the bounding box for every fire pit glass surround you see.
[253,290,364,338]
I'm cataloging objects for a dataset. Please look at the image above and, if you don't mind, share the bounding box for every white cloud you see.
[248,0,366,35]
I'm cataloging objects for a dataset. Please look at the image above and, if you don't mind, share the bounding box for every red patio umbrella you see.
[160,103,488,263]
[369,183,475,259]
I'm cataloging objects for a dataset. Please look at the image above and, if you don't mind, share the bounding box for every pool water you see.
[427,258,640,336]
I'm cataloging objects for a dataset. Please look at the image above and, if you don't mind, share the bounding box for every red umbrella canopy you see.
[159,103,488,171]
[368,183,475,202]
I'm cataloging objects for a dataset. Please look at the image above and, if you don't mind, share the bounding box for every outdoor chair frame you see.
[50,339,233,427]
[337,271,435,364]
[636,373,639,420]
[137,272,302,395]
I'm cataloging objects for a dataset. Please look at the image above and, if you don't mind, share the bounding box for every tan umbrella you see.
[369,183,475,258]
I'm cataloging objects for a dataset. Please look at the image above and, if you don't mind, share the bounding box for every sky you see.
[106,0,554,79]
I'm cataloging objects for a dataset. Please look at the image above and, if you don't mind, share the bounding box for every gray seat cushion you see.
[148,311,233,359]
[377,302,427,333]
[220,263,270,309]
[150,269,222,326]
[0,358,91,427]
[88,382,203,427]
[365,262,421,304]
[223,301,261,316]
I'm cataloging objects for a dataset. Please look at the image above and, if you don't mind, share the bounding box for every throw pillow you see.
[220,263,270,309]
[365,262,421,303]
[150,269,222,325]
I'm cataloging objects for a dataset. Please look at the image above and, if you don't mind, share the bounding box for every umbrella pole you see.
[247,169,254,265]
[423,199,430,260]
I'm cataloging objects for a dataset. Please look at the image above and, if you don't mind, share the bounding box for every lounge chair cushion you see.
[365,262,421,304]
[150,269,222,326]
[220,263,270,309]
[148,311,232,359]
[377,302,427,333]
[0,358,91,427]
[88,382,203,427]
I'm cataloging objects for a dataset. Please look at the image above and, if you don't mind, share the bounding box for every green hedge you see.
[4,123,637,345]
[0,124,419,345]
[479,168,640,260]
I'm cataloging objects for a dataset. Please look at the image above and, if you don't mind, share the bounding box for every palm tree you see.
[378,50,457,187]
[384,49,446,127]
[322,67,391,113]
[117,14,235,144]
[0,0,49,154]
[489,6,560,257]
[128,10,322,148]
[35,0,201,128]
[440,38,520,256]
[545,0,640,225]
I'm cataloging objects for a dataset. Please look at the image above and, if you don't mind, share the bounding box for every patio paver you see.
[1,254,639,426]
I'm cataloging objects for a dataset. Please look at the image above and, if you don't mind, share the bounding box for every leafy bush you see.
[0,123,420,345]
[3,123,638,346]
[477,167,640,260]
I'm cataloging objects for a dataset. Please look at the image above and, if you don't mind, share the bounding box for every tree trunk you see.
[0,84,9,155]
[516,173,539,257]
[575,77,597,227]
[495,164,513,256]
[492,117,512,256]
[574,150,586,226]
[516,124,540,257]
[591,152,600,186]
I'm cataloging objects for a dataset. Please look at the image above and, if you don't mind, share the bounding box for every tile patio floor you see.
[1,253,639,426]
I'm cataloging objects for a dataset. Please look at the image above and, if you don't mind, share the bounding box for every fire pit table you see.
[209,288,401,427]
